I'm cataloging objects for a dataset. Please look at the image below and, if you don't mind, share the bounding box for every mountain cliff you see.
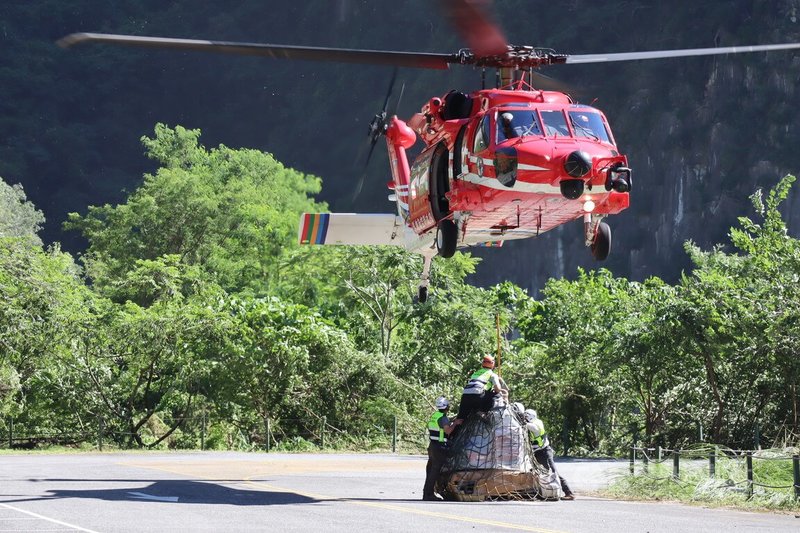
[1,0,798,291]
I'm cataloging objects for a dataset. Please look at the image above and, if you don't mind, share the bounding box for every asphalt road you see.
[0,452,798,532]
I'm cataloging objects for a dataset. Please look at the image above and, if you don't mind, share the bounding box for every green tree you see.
[0,178,44,245]
[209,296,406,446]
[64,282,228,447]
[513,269,629,452]
[671,176,798,445]
[278,245,487,360]
[609,278,702,446]
[0,234,90,429]
[66,124,327,297]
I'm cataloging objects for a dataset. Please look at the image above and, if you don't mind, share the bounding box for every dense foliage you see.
[1,125,798,453]
[510,175,800,452]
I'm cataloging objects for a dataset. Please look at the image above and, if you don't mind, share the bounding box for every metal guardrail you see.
[629,446,800,500]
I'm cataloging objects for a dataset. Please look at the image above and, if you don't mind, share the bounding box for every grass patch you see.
[605,445,800,512]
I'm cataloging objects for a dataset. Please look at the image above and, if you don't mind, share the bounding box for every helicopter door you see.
[470,113,491,178]
[452,124,468,179]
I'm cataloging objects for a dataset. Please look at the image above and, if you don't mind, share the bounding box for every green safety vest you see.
[428,410,447,443]
[464,367,495,394]
[529,419,547,448]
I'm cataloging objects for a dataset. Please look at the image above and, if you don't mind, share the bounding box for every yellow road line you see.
[244,477,568,533]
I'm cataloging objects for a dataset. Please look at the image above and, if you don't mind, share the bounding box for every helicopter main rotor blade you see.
[567,42,800,64]
[57,32,456,70]
[441,0,508,57]
[351,133,384,205]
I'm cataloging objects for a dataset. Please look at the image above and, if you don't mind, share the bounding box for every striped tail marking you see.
[299,213,330,245]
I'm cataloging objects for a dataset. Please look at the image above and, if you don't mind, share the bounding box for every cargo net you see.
[437,403,552,501]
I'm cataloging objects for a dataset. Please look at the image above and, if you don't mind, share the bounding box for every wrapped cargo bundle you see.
[437,404,540,501]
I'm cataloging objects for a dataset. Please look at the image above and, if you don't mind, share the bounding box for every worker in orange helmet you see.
[455,354,507,422]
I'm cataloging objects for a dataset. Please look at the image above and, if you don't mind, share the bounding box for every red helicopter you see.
[59,0,800,302]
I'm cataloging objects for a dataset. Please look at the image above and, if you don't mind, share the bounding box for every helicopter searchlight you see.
[606,163,633,193]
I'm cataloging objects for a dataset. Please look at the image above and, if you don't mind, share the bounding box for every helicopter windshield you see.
[568,110,611,143]
[539,109,570,137]
[497,110,541,142]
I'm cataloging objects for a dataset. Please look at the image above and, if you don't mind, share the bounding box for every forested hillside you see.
[1,125,798,452]
[1,0,799,290]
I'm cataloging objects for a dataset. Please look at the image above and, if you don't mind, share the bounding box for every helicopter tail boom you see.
[298,213,405,246]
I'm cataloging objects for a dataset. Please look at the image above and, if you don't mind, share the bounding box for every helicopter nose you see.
[564,150,592,178]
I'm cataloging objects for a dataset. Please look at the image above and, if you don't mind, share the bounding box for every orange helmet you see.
[482,355,495,368]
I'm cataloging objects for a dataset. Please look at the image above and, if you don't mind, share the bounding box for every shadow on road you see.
[7,480,318,506]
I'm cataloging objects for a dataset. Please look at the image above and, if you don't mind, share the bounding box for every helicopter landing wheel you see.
[436,219,458,258]
[590,222,612,261]
[418,286,428,303]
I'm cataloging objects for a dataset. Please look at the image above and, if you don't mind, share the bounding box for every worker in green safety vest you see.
[423,396,461,501]
[524,408,574,500]
[456,354,508,421]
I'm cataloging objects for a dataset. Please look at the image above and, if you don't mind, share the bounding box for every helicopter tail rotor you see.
[352,68,404,204]
[368,66,399,142]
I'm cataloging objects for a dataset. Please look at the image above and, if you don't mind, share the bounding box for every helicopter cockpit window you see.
[540,109,570,138]
[473,114,490,152]
[497,111,541,142]
[568,111,611,143]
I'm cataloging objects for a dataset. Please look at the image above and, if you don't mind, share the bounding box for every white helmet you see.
[435,396,450,410]
[524,409,537,422]
[512,402,525,414]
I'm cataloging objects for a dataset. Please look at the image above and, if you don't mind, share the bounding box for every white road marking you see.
[0,518,73,533]
[0,503,100,533]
